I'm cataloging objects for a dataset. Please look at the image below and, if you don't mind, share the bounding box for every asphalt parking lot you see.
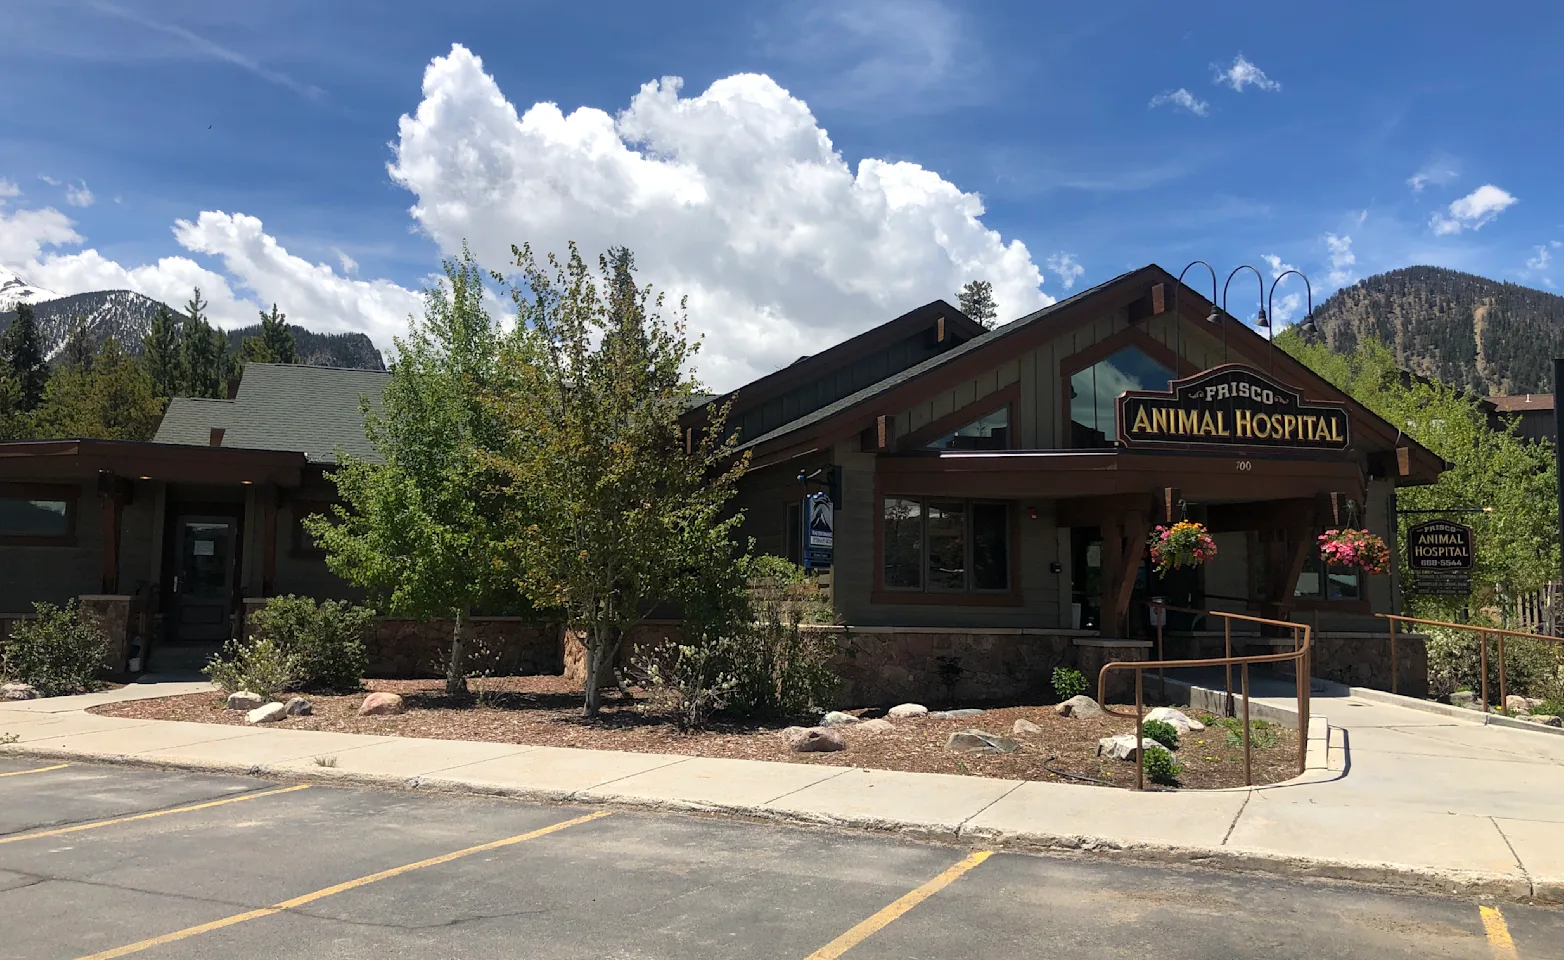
[0,755,1557,960]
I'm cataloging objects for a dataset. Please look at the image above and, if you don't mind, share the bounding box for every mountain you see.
[223,324,385,370]
[0,271,385,371]
[1310,266,1564,396]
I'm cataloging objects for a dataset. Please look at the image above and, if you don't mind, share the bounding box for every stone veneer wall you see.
[561,622,682,685]
[1287,632,1430,698]
[78,595,133,676]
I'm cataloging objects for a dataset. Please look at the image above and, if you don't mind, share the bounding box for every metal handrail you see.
[1377,613,1564,713]
[1097,603,1312,790]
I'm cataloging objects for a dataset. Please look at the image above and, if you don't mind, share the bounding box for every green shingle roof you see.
[152,364,389,464]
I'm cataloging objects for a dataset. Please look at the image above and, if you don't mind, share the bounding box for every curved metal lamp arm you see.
[1173,261,1219,376]
[1222,265,1266,366]
[1266,269,1314,371]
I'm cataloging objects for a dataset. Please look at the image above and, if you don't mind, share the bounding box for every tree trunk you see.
[582,625,621,718]
[446,605,469,696]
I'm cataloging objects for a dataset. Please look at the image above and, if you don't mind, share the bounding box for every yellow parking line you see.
[74,809,613,960]
[0,784,309,845]
[803,850,993,960]
[1480,905,1520,960]
[0,762,70,778]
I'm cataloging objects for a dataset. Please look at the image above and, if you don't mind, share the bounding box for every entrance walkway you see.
[2,678,1562,903]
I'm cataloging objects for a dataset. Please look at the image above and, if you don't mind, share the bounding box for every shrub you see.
[1,600,110,696]
[204,636,301,698]
[1425,625,1564,701]
[1142,718,1179,750]
[1141,744,1181,785]
[1212,716,1279,749]
[1052,666,1088,701]
[639,639,740,731]
[246,595,371,692]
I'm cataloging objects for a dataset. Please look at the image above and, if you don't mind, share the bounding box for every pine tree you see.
[178,288,222,399]
[141,304,181,398]
[31,338,163,441]
[1,302,49,411]
[62,318,94,373]
[258,304,297,364]
[957,280,998,329]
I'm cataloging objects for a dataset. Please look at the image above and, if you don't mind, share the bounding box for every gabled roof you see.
[152,363,389,464]
[1487,394,1553,413]
[732,264,1446,483]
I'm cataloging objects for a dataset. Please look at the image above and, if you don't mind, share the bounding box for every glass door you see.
[172,517,236,642]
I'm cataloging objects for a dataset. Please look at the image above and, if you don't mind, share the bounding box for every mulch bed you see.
[89,676,1300,790]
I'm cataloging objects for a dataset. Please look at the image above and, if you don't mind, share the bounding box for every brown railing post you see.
[1156,605,1165,700]
[1242,662,1253,786]
[1135,670,1145,792]
[1297,625,1309,776]
[1497,632,1508,714]
[1223,616,1234,717]
[1389,617,1398,695]
[1479,631,1490,712]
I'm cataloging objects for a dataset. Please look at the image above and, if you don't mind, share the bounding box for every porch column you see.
[1099,509,1149,637]
[95,471,132,594]
[261,484,279,596]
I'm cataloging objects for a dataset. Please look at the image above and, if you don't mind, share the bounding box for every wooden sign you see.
[1117,364,1350,451]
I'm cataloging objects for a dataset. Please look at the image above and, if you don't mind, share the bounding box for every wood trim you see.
[898,382,1021,451]
[0,480,80,546]
[1290,598,1372,615]
[871,590,1024,607]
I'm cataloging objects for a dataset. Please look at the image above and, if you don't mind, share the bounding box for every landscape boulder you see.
[929,708,985,719]
[1449,691,1476,708]
[887,703,928,718]
[1054,695,1103,719]
[284,697,313,717]
[1012,718,1043,736]
[946,729,1020,754]
[1523,714,1563,727]
[1506,695,1543,714]
[226,691,264,711]
[855,718,896,735]
[1,682,40,701]
[1097,734,1161,761]
[820,711,860,726]
[782,726,846,752]
[246,702,287,724]
[1145,706,1204,734]
[357,692,406,717]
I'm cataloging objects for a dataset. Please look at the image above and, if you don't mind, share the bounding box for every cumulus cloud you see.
[1324,233,1355,286]
[1213,55,1280,92]
[0,201,421,342]
[1430,184,1516,235]
[64,182,94,207]
[1525,244,1554,287]
[1148,88,1209,116]
[1046,252,1084,290]
[0,179,19,199]
[387,44,1050,390]
[1260,254,1302,323]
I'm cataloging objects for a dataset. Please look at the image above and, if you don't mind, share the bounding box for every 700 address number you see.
[1235,460,1253,472]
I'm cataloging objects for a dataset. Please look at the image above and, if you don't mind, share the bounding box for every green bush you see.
[1052,666,1088,701]
[1536,697,1564,718]
[246,595,371,692]
[1212,716,1279,749]
[1141,718,1179,750]
[1141,744,1182,785]
[639,639,740,731]
[203,636,300,697]
[1425,625,1564,701]
[1,600,110,696]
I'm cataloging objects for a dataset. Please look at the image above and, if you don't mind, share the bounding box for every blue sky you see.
[3,0,1561,388]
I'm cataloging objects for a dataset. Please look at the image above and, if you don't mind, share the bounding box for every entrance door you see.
[172,517,237,642]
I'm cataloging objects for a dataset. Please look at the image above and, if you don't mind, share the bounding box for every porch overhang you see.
[0,439,307,488]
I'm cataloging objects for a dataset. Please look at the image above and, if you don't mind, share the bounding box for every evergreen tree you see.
[2,302,49,411]
[0,372,25,440]
[62,318,94,373]
[31,338,163,441]
[177,288,222,398]
[258,304,297,364]
[957,280,998,329]
[141,304,182,398]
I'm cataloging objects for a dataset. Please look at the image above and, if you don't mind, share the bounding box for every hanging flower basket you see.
[1317,528,1390,575]
[1149,521,1218,577]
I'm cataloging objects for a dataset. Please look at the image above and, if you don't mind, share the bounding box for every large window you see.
[1295,553,1361,601]
[1069,346,1174,447]
[925,407,1010,451]
[0,490,74,544]
[882,497,1010,593]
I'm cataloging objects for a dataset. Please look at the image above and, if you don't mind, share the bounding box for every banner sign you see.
[1406,520,1474,571]
[1116,365,1350,451]
[803,492,834,570]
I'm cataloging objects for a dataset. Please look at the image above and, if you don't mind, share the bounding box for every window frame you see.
[0,482,80,547]
[289,499,336,559]
[1058,327,1190,450]
[897,383,1020,452]
[1293,547,1367,610]
[873,491,1020,606]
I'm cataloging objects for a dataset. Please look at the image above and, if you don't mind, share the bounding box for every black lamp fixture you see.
[1266,269,1315,371]
[1222,265,1266,365]
[1172,261,1219,380]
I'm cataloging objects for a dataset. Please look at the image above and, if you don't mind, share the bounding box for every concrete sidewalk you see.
[3,682,1562,903]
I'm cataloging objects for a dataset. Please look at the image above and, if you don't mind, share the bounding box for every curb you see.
[1333,685,1564,738]
[2,734,1547,906]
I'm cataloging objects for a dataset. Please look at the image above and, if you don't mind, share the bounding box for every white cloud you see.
[1046,252,1084,290]
[0,179,19,199]
[1213,55,1280,92]
[1261,254,1296,279]
[1260,254,1303,323]
[1324,233,1355,286]
[64,182,94,207]
[387,44,1051,390]
[336,249,359,275]
[0,201,421,343]
[1429,184,1516,235]
[37,174,61,187]
[1406,160,1458,192]
[1148,88,1209,116]
[1525,245,1550,273]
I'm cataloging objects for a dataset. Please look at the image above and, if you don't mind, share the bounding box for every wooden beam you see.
[1163,487,1180,524]
[99,493,121,594]
[1098,519,1124,636]
[1107,511,1149,637]
[1126,283,1168,324]
[261,486,279,597]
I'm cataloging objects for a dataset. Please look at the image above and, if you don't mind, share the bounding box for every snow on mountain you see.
[0,266,61,312]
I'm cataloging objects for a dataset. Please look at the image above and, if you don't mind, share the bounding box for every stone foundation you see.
[562,623,682,685]
[79,595,133,676]
[1070,639,1155,703]
[1285,631,1430,698]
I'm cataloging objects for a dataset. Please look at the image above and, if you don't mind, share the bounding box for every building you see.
[1484,394,1554,444]
[0,264,1444,699]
